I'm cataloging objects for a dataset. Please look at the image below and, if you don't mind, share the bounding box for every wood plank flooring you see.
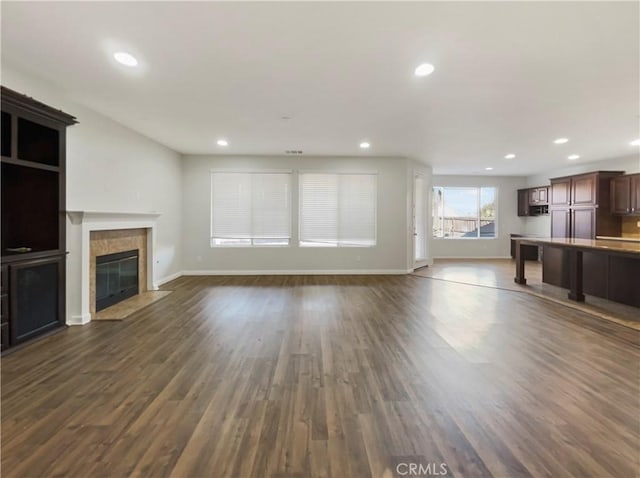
[412,259,640,329]
[2,275,639,477]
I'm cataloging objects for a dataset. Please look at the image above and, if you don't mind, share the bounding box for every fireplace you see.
[95,249,139,312]
[65,211,160,325]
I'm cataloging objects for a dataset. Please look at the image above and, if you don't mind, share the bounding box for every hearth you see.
[95,249,139,312]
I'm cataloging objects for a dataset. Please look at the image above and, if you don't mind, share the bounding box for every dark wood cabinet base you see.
[541,244,640,307]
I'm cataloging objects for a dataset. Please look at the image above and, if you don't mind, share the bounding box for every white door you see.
[413,175,428,268]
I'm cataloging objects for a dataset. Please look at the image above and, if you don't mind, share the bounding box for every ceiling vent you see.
[285,150,303,155]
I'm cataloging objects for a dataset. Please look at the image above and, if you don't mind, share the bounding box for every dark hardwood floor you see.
[2,275,639,477]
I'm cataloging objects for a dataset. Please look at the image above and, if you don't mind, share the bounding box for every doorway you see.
[413,175,428,269]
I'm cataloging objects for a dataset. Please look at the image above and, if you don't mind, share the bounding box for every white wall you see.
[523,154,640,236]
[181,155,414,273]
[431,175,528,258]
[2,65,183,321]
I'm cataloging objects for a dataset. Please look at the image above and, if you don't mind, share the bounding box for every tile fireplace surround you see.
[90,229,147,317]
[66,211,161,325]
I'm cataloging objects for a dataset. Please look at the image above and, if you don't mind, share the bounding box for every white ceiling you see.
[2,1,639,175]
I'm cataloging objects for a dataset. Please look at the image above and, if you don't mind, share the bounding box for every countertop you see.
[514,237,640,255]
[596,236,640,243]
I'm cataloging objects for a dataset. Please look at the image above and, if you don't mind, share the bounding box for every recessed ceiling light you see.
[554,138,569,144]
[504,154,516,159]
[485,167,494,171]
[631,138,640,146]
[568,154,580,160]
[217,139,228,146]
[113,52,138,67]
[414,63,435,77]
[359,142,370,149]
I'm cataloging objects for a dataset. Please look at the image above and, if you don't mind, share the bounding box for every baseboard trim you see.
[154,271,183,287]
[182,269,410,276]
[433,256,513,260]
[67,313,91,326]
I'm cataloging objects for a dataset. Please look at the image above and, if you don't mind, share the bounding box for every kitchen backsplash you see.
[621,217,640,238]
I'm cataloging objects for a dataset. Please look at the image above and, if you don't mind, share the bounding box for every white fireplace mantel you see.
[67,210,162,225]
[66,210,162,325]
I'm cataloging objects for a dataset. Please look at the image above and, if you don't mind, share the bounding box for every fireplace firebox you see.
[95,249,139,312]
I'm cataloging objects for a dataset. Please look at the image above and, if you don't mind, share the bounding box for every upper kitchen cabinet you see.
[550,171,623,210]
[550,178,571,207]
[517,189,530,216]
[517,186,549,217]
[551,172,599,207]
[611,173,640,215]
[634,175,640,214]
[529,187,548,205]
[549,171,624,239]
[571,173,598,206]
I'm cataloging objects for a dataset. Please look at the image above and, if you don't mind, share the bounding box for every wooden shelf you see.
[1,85,76,352]
[1,249,66,264]
[1,156,60,172]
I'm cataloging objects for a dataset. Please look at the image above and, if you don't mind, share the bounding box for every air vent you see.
[285,150,303,155]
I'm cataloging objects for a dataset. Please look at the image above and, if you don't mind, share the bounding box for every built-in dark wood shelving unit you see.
[1,86,77,352]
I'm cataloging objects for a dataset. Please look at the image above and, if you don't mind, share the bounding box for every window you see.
[432,187,496,239]
[211,171,291,246]
[299,173,377,247]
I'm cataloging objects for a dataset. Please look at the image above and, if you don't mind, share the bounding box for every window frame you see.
[210,169,293,248]
[432,186,498,240]
[298,171,378,248]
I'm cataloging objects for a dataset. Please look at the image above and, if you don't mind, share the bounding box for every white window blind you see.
[299,173,377,247]
[211,172,291,246]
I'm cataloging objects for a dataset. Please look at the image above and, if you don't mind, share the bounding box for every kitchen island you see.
[514,237,640,307]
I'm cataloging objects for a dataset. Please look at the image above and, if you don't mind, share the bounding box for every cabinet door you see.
[572,173,597,206]
[550,179,571,206]
[538,187,548,204]
[608,256,640,307]
[610,176,631,214]
[572,208,596,239]
[550,208,570,238]
[9,255,64,345]
[517,189,530,216]
[542,246,569,288]
[0,293,8,350]
[529,188,539,205]
[631,175,640,215]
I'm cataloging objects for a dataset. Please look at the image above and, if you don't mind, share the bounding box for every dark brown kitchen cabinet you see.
[632,175,640,214]
[517,186,549,217]
[549,171,623,239]
[1,86,76,352]
[550,208,570,238]
[517,189,530,216]
[550,178,571,207]
[545,170,625,294]
[572,208,596,239]
[571,173,598,206]
[611,173,640,215]
[529,187,548,205]
[542,243,640,307]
